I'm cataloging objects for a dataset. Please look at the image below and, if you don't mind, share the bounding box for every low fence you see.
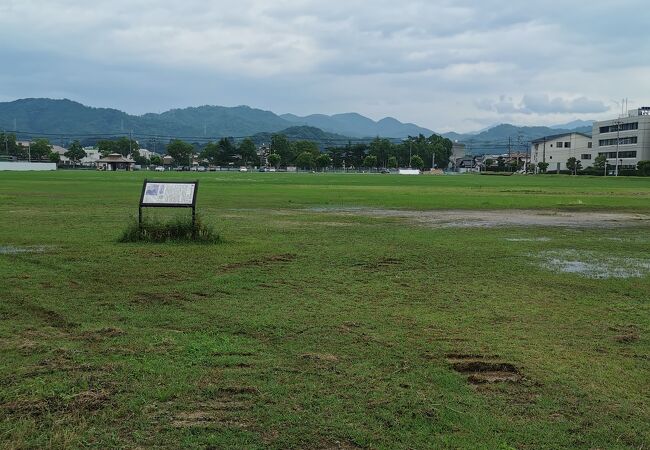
[0,162,57,171]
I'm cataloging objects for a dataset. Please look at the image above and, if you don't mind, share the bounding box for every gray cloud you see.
[0,0,648,132]
[478,95,610,115]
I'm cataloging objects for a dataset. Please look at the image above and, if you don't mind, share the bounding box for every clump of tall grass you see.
[119,215,221,243]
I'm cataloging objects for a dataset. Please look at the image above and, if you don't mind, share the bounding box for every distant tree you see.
[369,138,392,167]
[271,134,294,164]
[326,147,344,168]
[268,153,281,169]
[296,151,315,170]
[315,153,331,171]
[527,163,536,174]
[217,138,236,164]
[30,139,52,161]
[64,140,86,166]
[362,155,378,168]
[537,162,549,174]
[132,150,149,166]
[637,160,650,177]
[411,155,424,170]
[48,151,61,164]
[0,132,19,156]
[200,142,221,166]
[238,138,258,166]
[484,158,494,168]
[292,140,319,157]
[566,157,582,175]
[593,154,607,172]
[97,137,138,157]
[150,154,163,166]
[387,156,398,169]
[166,140,194,166]
[497,156,506,171]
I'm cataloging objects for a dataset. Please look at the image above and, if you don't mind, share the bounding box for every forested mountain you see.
[280,112,433,138]
[0,98,431,141]
[0,98,595,154]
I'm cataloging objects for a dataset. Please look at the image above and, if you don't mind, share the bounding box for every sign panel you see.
[141,181,197,206]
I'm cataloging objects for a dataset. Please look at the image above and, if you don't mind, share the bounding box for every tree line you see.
[1,131,454,170]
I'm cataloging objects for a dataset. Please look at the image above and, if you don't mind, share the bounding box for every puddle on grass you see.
[0,245,54,255]
[535,250,650,279]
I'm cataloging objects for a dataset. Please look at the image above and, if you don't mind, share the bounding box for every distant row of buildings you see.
[530,107,650,172]
[449,107,650,173]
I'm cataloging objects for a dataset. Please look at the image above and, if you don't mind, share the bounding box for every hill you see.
[443,123,593,154]
[281,112,433,138]
[0,98,434,143]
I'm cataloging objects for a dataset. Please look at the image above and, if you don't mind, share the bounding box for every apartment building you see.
[591,107,650,171]
[530,132,592,172]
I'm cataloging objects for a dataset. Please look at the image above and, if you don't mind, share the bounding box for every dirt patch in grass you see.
[3,389,112,417]
[309,207,650,229]
[78,327,125,341]
[221,253,296,272]
[447,354,522,384]
[22,302,77,329]
[301,352,339,362]
[158,385,258,430]
[611,325,641,343]
[133,291,189,305]
[353,257,402,270]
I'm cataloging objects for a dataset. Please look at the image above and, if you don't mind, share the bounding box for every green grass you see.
[118,216,221,244]
[0,171,649,449]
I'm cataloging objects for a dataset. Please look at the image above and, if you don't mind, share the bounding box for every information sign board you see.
[138,179,199,225]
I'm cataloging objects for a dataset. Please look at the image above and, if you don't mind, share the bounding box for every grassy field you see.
[1,171,649,449]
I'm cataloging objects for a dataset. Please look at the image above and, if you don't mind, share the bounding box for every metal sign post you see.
[139,179,199,227]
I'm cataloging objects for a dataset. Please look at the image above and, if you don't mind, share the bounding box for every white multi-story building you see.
[530,132,593,172]
[592,107,650,172]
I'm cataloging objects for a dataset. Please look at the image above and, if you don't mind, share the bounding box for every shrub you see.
[119,215,220,243]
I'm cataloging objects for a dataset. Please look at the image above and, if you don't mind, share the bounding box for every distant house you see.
[530,132,592,172]
[96,153,135,171]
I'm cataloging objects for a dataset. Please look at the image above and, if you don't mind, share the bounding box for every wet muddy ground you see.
[306,207,650,228]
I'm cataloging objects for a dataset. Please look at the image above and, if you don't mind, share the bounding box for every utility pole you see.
[129,130,133,156]
[508,136,512,172]
[615,118,621,176]
[409,141,412,168]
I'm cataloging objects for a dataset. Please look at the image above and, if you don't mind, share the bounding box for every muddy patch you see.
[156,385,258,430]
[3,388,112,417]
[221,253,296,272]
[133,291,189,305]
[535,250,650,279]
[301,352,339,363]
[611,325,641,343]
[307,207,650,229]
[353,257,402,270]
[447,354,522,384]
[0,245,55,255]
[78,327,125,342]
[23,302,77,329]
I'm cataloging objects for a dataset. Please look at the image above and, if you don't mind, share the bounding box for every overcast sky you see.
[1,0,649,132]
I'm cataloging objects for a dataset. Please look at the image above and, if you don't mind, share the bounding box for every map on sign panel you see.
[142,182,195,205]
